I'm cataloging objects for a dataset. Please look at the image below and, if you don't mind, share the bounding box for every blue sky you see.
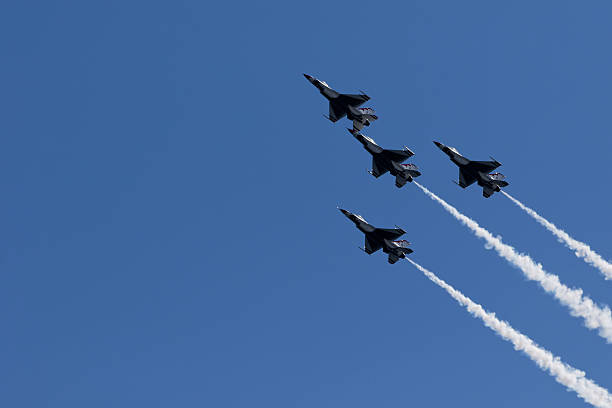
[2,1,612,407]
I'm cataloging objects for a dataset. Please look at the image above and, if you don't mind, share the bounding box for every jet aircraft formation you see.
[304,73,509,263]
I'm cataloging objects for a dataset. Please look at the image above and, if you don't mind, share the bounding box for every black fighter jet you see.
[348,129,421,188]
[434,141,509,198]
[303,74,376,128]
[339,208,413,264]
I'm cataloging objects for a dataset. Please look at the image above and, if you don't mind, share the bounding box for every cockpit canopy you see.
[362,135,376,145]
[449,146,460,155]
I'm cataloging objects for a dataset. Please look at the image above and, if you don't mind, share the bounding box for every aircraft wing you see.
[382,149,414,163]
[338,93,369,106]
[375,228,405,240]
[328,94,369,122]
[469,160,501,173]
[328,101,345,122]
[459,169,477,188]
[364,235,382,254]
[371,157,389,178]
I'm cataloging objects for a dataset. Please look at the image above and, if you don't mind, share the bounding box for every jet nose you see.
[303,73,314,82]
[433,141,443,149]
[338,208,350,216]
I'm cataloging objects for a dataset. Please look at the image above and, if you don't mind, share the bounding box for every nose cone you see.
[303,73,314,83]
[338,208,350,217]
[433,141,443,149]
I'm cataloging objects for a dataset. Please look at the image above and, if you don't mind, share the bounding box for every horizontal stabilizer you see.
[395,174,409,188]
[483,186,495,198]
[388,253,400,264]
[495,180,509,188]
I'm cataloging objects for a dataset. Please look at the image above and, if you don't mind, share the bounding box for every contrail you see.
[413,181,612,343]
[501,190,612,280]
[407,258,612,408]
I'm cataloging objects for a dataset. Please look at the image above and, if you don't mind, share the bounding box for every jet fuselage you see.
[340,208,375,233]
[353,131,384,155]
[304,74,339,100]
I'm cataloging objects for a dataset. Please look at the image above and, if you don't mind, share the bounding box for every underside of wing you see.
[328,101,346,122]
[338,93,369,106]
[364,235,382,254]
[371,157,389,178]
[329,94,369,122]
[459,169,477,188]
[382,149,414,163]
[375,228,405,240]
[469,160,501,173]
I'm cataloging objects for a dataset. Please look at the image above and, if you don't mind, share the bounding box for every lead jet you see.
[303,74,377,129]
[339,208,413,264]
[434,141,509,198]
[348,129,421,188]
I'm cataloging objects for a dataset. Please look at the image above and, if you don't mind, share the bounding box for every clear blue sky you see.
[2,1,612,407]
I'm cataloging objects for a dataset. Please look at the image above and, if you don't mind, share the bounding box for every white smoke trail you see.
[407,258,612,408]
[413,181,612,343]
[501,190,612,280]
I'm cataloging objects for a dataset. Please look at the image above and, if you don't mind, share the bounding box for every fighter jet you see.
[348,128,421,188]
[433,141,509,198]
[303,74,376,129]
[339,208,413,264]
